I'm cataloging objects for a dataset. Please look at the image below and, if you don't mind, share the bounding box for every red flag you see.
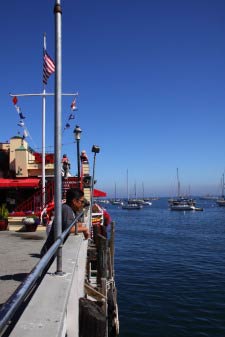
[71,99,77,111]
[13,96,18,105]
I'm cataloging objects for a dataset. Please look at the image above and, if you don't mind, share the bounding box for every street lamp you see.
[73,125,82,181]
[91,145,100,204]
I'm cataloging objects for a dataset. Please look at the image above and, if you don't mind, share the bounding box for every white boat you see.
[111,183,124,205]
[128,199,152,206]
[122,170,143,210]
[139,198,152,206]
[122,203,142,210]
[170,203,203,211]
[169,169,202,211]
[216,198,225,206]
[140,183,152,205]
[170,203,196,211]
[124,182,151,207]
[216,173,225,206]
[111,200,124,206]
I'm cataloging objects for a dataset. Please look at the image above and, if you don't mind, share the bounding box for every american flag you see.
[43,50,55,85]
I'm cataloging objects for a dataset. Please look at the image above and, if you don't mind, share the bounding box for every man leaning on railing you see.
[40,188,89,257]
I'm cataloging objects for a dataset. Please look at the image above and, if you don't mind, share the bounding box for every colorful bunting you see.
[70,98,77,111]
[68,113,75,120]
[23,129,28,139]
[13,96,18,105]
[17,121,24,127]
[63,97,78,132]
[11,96,30,141]
[19,112,26,119]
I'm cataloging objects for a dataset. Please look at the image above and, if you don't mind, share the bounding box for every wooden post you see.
[93,224,100,243]
[108,249,113,280]
[109,222,115,277]
[79,298,106,337]
[101,277,108,337]
[97,234,107,286]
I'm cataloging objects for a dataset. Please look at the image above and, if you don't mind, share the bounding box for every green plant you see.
[0,204,9,220]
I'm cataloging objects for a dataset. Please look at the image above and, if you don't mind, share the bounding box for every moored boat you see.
[122,170,143,210]
[216,198,225,206]
[128,199,152,206]
[216,174,225,206]
[169,169,202,211]
[122,203,143,210]
[170,203,195,211]
[170,203,203,211]
[111,199,124,206]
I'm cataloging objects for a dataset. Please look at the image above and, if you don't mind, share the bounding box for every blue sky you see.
[1,0,225,197]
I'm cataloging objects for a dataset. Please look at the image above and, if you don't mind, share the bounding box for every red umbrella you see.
[93,189,107,197]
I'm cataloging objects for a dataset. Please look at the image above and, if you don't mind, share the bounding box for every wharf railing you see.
[0,211,84,337]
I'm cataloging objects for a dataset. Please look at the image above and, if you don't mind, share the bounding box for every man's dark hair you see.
[66,188,84,205]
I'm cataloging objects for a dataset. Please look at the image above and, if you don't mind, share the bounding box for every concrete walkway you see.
[0,229,46,307]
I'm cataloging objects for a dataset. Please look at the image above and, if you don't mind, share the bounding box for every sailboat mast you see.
[177,168,181,197]
[222,173,224,197]
[114,182,117,200]
[134,182,137,199]
[142,182,144,199]
[126,169,129,201]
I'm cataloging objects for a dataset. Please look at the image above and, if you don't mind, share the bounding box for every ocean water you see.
[107,198,225,337]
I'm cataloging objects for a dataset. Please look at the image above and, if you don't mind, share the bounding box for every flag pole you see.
[54,0,63,274]
[42,33,47,208]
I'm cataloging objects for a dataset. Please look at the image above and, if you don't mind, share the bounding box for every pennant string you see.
[12,96,77,148]
[12,96,37,149]
[62,97,78,133]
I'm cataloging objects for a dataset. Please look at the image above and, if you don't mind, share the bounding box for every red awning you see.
[93,188,107,197]
[0,178,40,188]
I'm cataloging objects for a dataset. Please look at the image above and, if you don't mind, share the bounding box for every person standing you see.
[80,150,89,163]
[62,154,71,177]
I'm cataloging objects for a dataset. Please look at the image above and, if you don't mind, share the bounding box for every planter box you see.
[25,224,38,232]
[23,217,40,232]
[0,219,9,231]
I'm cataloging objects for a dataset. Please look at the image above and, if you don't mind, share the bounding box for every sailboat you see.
[168,169,198,211]
[122,170,142,210]
[111,183,124,205]
[128,182,152,206]
[216,173,225,206]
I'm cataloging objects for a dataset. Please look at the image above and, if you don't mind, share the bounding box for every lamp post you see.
[74,125,82,181]
[91,145,100,205]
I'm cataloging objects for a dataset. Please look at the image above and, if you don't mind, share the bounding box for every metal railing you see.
[0,211,84,336]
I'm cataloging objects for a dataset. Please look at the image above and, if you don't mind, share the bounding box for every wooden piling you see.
[97,234,107,285]
[79,298,106,337]
[109,222,115,277]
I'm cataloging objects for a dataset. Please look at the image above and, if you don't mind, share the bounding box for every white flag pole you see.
[42,33,47,208]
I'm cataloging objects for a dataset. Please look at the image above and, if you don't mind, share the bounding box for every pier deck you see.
[0,229,46,307]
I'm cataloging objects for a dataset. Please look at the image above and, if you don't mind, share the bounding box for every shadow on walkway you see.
[0,273,28,282]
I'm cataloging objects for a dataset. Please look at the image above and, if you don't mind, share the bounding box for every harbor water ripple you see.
[108,198,225,337]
